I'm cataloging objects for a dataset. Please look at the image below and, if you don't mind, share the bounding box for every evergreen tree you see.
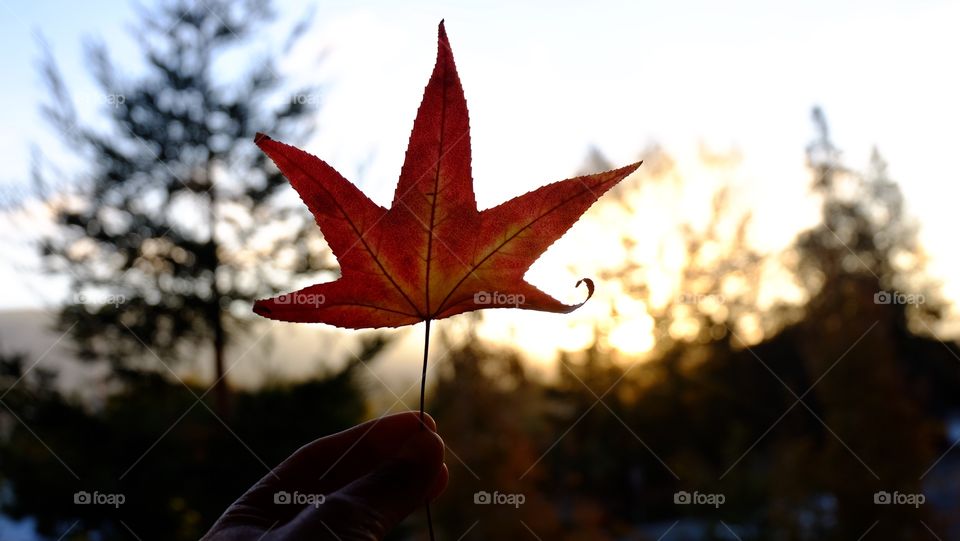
[792,107,939,537]
[35,0,324,411]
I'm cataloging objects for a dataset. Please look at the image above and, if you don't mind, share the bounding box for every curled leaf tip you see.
[575,278,596,305]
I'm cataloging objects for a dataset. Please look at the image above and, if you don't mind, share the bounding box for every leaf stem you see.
[420,318,431,423]
[421,318,436,541]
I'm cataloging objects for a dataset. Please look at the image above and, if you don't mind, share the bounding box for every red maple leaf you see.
[253,22,641,329]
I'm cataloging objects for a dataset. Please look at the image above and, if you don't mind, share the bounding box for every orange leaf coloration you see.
[253,22,641,329]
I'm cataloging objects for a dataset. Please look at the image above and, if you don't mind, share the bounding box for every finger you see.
[237,411,438,512]
[427,463,449,502]
[288,429,446,539]
[278,411,436,484]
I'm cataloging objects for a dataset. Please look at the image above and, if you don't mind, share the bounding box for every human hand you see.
[203,411,447,540]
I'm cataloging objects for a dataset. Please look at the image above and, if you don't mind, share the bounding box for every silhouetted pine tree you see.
[35,0,325,412]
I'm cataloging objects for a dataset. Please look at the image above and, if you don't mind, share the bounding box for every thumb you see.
[294,429,446,539]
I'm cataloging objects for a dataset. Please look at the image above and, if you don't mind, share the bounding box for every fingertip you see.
[398,429,445,467]
[428,463,449,501]
[421,412,438,432]
[385,411,437,433]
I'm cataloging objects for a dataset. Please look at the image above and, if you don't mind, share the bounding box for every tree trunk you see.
[209,174,230,416]
[212,303,230,416]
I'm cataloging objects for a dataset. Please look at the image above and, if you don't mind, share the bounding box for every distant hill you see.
[0,309,426,407]
[0,309,107,402]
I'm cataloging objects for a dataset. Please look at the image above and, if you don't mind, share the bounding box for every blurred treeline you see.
[2,1,960,540]
[423,112,960,539]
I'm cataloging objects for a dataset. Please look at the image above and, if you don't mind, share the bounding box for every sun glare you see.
[475,145,805,362]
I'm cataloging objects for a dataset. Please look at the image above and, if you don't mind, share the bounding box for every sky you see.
[0,0,958,336]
